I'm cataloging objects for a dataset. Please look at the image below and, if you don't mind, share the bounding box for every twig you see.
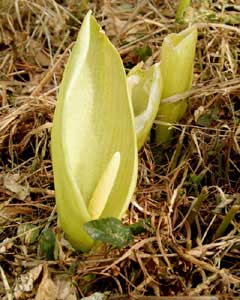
[0,265,13,300]
[31,43,73,96]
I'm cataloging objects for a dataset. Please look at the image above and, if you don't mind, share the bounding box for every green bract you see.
[156,26,197,143]
[127,62,162,149]
[51,12,138,251]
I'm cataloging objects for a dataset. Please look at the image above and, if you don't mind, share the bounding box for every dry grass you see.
[0,0,240,299]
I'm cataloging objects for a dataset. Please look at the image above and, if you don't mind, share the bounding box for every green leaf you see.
[135,45,152,62]
[155,26,197,143]
[128,62,162,149]
[84,218,134,248]
[196,113,212,127]
[38,229,56,260]
[196,108,219,127]
[51,12,138,251]
[129,219,152,235]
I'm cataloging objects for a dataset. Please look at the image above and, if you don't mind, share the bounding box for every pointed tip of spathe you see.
[163,25,197,51]
[85,10,92,17]
[83,10,107,37]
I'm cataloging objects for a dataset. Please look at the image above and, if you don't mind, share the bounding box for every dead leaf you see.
[0,203,32,225]
[35,265,57,300]
[81,292,110,300]
[236,125,240,136]
[17,224,39,245]
[28,39,51,67]
[0,238,14,254]
[55,277,77,300]
[3,174,29,200]
[14,264,43,299]
[194,105,205,123]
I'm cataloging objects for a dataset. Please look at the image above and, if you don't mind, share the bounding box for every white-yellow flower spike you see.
[156,26,197,143]
[51,12,138,251]
[88,152,120,220]
[128,62,162,149]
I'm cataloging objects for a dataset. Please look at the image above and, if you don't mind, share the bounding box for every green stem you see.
[176,0,191,22]
[169,128,185,171]
[187,186,208,226]
[215,205,240,239]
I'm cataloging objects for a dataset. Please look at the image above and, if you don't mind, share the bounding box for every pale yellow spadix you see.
[128,62,162,149]
[156,26,197,143]
[51,12,138,251]
[88,152,120,220]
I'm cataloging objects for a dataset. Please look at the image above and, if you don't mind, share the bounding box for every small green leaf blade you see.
[129,218,152,235]
[135,45,152,62]
[38,229,56,261]
[84,218,134,248]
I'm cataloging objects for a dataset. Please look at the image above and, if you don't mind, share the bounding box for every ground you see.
[0,0,240,299]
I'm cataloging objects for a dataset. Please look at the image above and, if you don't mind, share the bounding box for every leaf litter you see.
[0,0,240,299]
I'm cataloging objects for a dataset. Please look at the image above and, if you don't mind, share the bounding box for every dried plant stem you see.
[0,266,13,300]
[31,42,73,96]
[171,243,216,273]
